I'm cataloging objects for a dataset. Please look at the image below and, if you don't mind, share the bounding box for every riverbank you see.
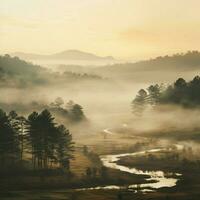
[116,148,200,175]
[0,148,150,191]
[115,146,200,198]
[1,135,200,199]
[0,168,150,191]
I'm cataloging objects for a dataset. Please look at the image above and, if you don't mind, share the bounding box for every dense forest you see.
[98,51,200,72]
[0,54,47,87]
[0,109,74,172]
[0,55,104,88]
[132,75,200,115]
[0,97,86,124]
[2,52,200,87]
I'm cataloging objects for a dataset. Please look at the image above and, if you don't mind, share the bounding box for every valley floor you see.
[1,133,200,200]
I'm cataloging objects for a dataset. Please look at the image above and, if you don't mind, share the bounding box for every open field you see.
[0,133,200,199]
[0,144,149,191]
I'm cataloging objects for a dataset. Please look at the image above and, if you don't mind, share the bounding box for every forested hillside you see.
[0,55,104,88]
[132,75,200,116]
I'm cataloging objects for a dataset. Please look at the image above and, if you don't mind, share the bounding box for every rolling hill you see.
[11,50,115,61]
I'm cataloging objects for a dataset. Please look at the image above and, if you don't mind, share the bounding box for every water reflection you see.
[80,146,182,192]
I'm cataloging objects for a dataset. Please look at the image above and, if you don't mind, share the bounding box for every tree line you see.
[50,98,85,122]
[0,54,47,88]
[132,75,200,115]
[0,108,74,171]
[0,97,86,124]
[0,55,104,89]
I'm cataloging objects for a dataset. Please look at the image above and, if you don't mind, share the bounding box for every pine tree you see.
[27,111,40,169]
[132,89,148,116]
[8,111,29,163]
[0,109,20,167]
[56,125,74,170]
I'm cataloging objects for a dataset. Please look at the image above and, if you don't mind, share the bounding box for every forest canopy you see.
[0,109,74,171]
[0,55,104,88]
[0,97,86,124]
[132,76,200,115]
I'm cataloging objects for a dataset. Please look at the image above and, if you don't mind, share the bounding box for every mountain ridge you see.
[11,50,115,61]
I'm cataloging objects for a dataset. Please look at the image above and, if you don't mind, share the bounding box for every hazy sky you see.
[1,0,200,60]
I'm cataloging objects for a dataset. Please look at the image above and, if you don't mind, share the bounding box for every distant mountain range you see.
[95,51,200,73]
[11,50,115,61]
[91,51,200,82]
[3,51,200,84]
[0,54,106,88]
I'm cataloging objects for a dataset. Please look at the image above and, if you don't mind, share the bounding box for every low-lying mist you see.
[126,105,200,133]
[1,83,200,141]
[1,54,200,141]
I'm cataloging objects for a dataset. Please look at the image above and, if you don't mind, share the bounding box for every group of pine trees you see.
[132,84,163,116]
[0,97,85,125]
[132,75,200,115]
[0,108,74,171]
[50,98,85,122]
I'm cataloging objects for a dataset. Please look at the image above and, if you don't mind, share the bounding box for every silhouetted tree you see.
[0,109,20,167]
[27,110,57,169]
[70,104,85,121]
[27,111,39,169]
[147,84,162,105]
[8,111,28,162]
[56,125,74,170]
[133,75,200,109]
[132,89,148,116]
[0,108,74,172]
[36,109,57,169]
[17,116,28,162]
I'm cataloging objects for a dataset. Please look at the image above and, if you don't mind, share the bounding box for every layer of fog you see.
[21,59,121,70]
[1,62,200,139]
[1,84,200,137]
[127,105,200,133]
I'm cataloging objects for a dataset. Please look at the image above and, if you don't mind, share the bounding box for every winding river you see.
[81,144,183,193]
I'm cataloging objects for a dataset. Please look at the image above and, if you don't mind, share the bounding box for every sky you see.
[1,0,200,60]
